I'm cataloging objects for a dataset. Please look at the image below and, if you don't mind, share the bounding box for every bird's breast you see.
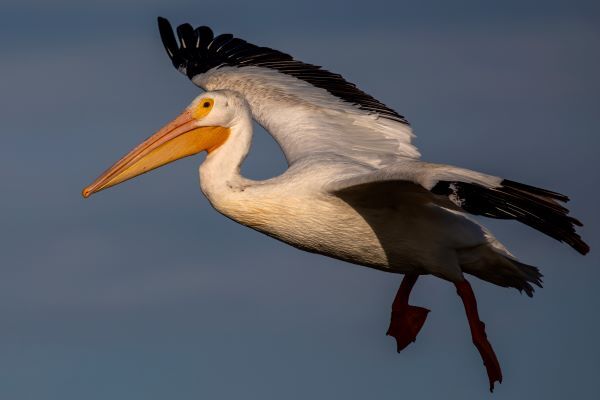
[209,189,391,268]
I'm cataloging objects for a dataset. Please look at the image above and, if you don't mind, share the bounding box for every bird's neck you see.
[199,116,253,203]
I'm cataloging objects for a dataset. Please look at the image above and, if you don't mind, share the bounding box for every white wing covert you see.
[158,17,419,167]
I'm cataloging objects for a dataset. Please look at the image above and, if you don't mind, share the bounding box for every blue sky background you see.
[1,1,599,399]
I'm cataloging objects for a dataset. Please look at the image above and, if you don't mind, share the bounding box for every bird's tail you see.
[458,245,543,297]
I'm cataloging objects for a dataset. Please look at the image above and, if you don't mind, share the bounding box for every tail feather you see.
[459,246,543,297]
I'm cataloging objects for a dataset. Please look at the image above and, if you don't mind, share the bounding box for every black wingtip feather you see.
[502,179,570,203]
[176,23,195,49]
[210,34,234,51]
[432,180,590,255]
[157,17,179,64]
[195,26,214,47]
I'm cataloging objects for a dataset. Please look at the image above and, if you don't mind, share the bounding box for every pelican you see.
[82,18,589,392]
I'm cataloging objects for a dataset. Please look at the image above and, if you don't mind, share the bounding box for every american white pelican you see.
[82,18,589,392]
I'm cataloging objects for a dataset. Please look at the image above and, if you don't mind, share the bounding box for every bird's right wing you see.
[157,17,419,167]
[326,160,589,255]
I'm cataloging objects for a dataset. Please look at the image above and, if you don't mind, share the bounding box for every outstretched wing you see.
[157,17,419,167]
[327,160,589,255]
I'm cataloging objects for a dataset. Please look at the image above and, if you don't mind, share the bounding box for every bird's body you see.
[199,103,511,284]
[82,19,589,392]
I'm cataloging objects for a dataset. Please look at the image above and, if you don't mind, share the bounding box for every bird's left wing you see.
[157,17,419,167]
[326,160,589,255]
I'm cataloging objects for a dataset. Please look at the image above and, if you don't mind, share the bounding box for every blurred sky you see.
[1,1,599,399]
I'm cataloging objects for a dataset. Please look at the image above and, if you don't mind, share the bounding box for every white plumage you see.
[196,66,420,166]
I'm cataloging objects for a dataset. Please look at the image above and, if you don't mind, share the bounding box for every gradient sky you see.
[1,1,599,399]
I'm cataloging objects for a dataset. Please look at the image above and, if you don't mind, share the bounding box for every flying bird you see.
[82,17,589,392]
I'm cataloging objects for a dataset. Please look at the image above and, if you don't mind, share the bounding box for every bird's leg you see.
[386,274,430,352]
[455,279,503,392]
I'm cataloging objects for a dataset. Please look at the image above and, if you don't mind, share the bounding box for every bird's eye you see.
[192,98,214,119]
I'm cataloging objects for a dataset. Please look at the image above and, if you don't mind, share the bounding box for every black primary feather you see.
[157,17,409,125]
[431,180,589,255]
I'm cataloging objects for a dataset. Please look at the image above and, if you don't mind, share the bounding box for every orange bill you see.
[82,109,229,198]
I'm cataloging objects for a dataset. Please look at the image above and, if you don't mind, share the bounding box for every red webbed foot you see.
[386,274,430,352]
[387,304,430,352]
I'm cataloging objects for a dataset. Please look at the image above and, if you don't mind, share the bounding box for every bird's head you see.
[82,90,245,198]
